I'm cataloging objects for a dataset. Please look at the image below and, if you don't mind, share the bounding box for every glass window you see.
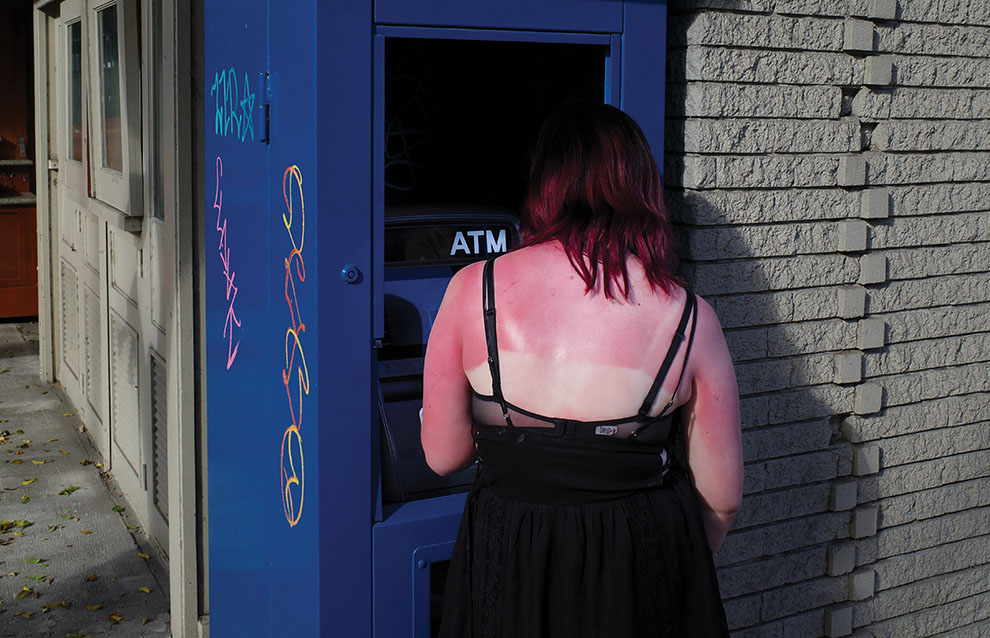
[384,38,607,212]
[98,5,122,172]
[68,20,83,162]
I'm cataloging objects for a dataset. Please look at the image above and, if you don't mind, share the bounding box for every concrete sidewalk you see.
[0,321,170,637]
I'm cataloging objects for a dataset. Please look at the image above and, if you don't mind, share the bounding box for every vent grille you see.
[60,261,78,376]
[150,352,168,522]
[84,285,103,422]
[110,311,140,478]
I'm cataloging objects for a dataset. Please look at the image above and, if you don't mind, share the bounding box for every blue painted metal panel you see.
[374,0,623,32]
[373,495,467,637]
[205,2,668,636]
[269,0,321,634]
[204,0,271,635]
[315,0,376,635]
[621,1,668,168]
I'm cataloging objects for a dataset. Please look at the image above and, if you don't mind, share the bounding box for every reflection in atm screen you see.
[385,37,608,212]
[378,36,607,507]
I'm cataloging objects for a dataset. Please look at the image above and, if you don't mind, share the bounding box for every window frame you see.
[86,0,142,215]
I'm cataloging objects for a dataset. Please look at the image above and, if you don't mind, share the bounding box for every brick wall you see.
[665,2,990,636]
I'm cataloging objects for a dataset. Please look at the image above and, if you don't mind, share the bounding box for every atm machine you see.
[204,2,667,636]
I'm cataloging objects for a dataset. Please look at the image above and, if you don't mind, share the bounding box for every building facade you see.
[30,0,988,636]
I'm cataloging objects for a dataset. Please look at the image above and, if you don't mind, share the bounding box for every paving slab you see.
[0,321,170,637]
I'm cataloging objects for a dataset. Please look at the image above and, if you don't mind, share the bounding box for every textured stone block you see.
[849,569,876,601]
[866,152,990,186]
[860,189,890,219]
[865,56,893,86]
[896,55,990,89]
[834,351,863,384]
[854,382,883,415]
[871,121,990,153]
[668,84,843,119]
[828,543,857,576]
[831,478,859,511]
[678,118,859,154]
[826,604,854,637]
[852,87,891,120]
[676,48,858,85]
[844,18,875,52]
[838,286,867,319]
[854,443,881,476]
[857,319,885,349]
[869,0,897,20]
[852,506,879,538]
[839,155,867,187]
[838,219,869,253]
[858,254,887,285]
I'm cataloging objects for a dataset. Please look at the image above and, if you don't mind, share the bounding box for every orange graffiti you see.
[280,165,308,527]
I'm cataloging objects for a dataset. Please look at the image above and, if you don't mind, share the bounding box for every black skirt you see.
[438,426,730,638]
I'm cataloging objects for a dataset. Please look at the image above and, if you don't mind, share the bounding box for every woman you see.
[422,103,742,637]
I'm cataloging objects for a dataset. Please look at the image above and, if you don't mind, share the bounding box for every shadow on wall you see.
[663,13,865,632]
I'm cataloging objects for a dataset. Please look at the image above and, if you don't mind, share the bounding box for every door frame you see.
[32,1,204,637]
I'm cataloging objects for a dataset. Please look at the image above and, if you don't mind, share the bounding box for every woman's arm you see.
[421,265,478,476]
[682,296,743,554]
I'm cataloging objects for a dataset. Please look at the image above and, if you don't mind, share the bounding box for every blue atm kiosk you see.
[205,2,666,636]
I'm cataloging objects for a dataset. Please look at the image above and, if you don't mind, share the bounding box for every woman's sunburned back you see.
[459,242,694,423]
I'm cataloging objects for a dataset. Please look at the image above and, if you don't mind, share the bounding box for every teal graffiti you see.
[210,68,256,141]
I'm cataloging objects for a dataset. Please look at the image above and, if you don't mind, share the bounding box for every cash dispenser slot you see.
[378,210,520,504]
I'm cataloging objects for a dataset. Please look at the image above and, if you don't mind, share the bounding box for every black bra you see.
[472,257,698,441]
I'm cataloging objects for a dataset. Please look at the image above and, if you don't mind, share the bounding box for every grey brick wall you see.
[665,2,990,636]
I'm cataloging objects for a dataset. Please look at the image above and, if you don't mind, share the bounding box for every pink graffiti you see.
[214,156,241,369]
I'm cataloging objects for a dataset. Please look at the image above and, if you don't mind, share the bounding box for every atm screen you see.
[379,35,607,505]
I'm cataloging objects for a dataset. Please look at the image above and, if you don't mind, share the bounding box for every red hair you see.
[520,103,681,300]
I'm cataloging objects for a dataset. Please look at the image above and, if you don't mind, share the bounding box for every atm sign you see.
[450,229,507,256]
[384,220,518,266]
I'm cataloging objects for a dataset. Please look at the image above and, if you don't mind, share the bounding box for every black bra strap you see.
[638,291,698,419]
[482,258,514,428]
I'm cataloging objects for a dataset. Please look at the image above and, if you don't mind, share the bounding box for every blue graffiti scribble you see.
[211,68,256,142]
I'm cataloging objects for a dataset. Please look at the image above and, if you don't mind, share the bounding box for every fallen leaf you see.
[47,525,61,532]
[11,458,22,464]
[138,586,150,594]
[59,450,70,455]
[6,571,19,576]
[95,463,103,468]
[41,600,70,612]
[65,634,89,638]
[137,552,150,559]
[86,603,102,610]
[25,558,45,565]
[26,575,46,581]
[108,612,123,623]
[12,531,25,537]
[19,496,30,504]
[125,524,139,530]
[14,610,34,618]
[20,478,36,485]
[57,486,80,495]
[31,460,46,465]
[15,586,32,599]
[46,438,58,443]
[62,413,73,417]
[142,618,151,625]
[80,530,92,535]
[79,459,92,466]
[84,573,97,581]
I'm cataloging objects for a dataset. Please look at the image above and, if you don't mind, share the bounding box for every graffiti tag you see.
[213,156,241,369]
[210,68,256,142]
[280,165,308,527]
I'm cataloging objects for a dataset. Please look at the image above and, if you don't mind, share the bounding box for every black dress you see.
[437,258,729,638]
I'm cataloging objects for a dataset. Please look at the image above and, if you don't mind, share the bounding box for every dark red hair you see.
[520,103,681,300]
